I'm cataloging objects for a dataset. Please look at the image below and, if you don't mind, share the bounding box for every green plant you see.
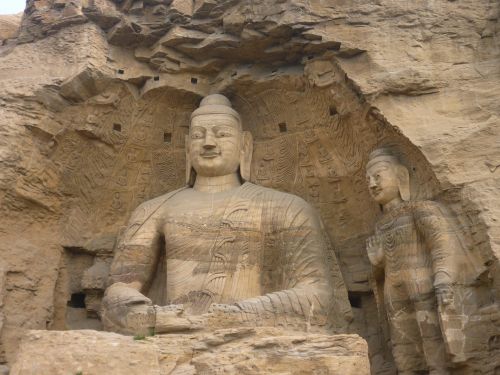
[133,334,146,340]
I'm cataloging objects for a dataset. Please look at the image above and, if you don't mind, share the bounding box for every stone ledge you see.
[10,328,370,375]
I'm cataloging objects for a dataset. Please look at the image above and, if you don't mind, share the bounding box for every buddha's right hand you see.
[101,282,155,335]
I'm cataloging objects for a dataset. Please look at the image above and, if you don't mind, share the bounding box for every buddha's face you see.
[366,161,401,205]
[189,113,242,177]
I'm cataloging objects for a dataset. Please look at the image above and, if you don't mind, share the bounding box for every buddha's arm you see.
[108,201,163,292]
[229,201,341,331]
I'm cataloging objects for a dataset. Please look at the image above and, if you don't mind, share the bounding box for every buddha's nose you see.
[203,133,216,149]
[368,177,377,189]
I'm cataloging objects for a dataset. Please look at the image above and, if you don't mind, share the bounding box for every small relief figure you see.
[308,180,321,203]
[317,142,332,164]
[304,165,315,178]
[256,160,271,181]
[327,165,337,179]
[110,192,125,212]
[304,129,318,144]
[298,141,312,166]
[115,169,128,187]
[365,148,484,374]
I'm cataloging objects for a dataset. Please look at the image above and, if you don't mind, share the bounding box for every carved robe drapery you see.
[109,182,351,332]
[370,200,485,367]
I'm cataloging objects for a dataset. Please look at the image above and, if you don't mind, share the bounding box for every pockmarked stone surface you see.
[10,328,369,375]
[0,14,21,41]
[0,0,498,374]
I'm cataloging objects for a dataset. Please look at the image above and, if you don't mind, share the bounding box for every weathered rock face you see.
[0,0,499,374]
[10,328,370,375]
[0,14,21,41]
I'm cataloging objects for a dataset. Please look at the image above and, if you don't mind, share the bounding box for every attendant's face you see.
[366,162,401,205]
[189,114,242,177]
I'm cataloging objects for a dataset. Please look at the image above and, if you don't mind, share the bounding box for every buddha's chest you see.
[161,193,263,264]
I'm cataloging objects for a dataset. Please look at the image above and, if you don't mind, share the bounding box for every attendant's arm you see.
[414,202,457,288]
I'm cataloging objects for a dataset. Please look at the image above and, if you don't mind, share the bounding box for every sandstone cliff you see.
[0,1,498,373]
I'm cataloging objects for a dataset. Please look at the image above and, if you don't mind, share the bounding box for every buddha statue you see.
[101,94,351,336]
[365,148,484,374]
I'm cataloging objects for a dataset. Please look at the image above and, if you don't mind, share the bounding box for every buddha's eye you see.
[191,132,204,139]
[216,130,232,138]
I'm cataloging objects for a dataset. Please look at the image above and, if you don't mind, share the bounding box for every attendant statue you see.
[101,94,351,335]
[365,148,484,374]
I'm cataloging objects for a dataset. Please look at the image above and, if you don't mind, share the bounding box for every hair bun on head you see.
[199,94,232,108]
[191,94,241,126]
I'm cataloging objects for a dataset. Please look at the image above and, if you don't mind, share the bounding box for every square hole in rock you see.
[67,292,86,308]
[164,132,172,143]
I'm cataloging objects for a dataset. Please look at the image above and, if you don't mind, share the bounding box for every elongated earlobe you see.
[239,131,253,181]
[397,165,411,201]
[185,136,196,186]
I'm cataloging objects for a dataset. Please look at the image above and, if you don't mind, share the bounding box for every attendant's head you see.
[366,148,410,207]
[186,94,252,185]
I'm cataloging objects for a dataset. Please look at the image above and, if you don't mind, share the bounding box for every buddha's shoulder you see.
[132,187,188,215]
[408,200,448,216]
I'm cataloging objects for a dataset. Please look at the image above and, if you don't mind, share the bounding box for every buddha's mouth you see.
[200,151,221,158]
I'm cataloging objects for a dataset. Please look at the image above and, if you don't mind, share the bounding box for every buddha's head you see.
[366,148,410,206]
[186,94,253,185]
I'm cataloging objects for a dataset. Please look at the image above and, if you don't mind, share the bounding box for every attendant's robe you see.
[109,182,351,332]
[368,200,485,369]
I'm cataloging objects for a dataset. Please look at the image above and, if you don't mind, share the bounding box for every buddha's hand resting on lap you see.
[155,304,241,333]
[154,304,206,333]
[101,282,154,335]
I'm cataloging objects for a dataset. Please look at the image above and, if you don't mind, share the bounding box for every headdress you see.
[190,94,241,127]
[367,147,411,201]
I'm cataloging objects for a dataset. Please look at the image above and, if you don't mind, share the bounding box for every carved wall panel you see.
[35,67,444,373]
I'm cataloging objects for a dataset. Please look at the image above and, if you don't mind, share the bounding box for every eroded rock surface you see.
[0,14,21,41]
[10,328,369,375]
[0,1,498,374]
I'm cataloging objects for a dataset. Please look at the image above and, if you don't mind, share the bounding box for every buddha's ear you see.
[397,164,411,201]
[239,131,253,182]
[185,135,196,186]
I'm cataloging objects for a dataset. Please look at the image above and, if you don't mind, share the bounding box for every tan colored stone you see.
[0,14,21,41]
[10,329,369,375]
[158,26,208,46]
[0,1,498,374]
[168,0,193,20]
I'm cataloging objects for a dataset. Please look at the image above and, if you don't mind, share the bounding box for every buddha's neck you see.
[382,197,403,213]
[193,173,241,193]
